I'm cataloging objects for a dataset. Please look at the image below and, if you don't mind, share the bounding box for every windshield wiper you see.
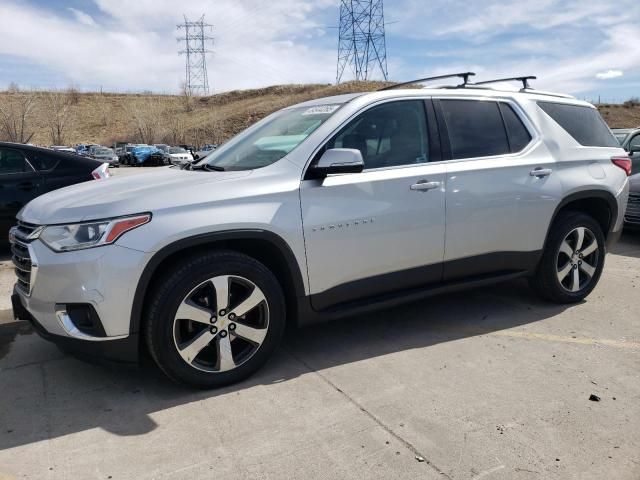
[183,162,226,171]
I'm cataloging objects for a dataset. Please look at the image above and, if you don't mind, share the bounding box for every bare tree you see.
[164,114,186,145]
[126,98,164,144]
[180,81,194,113]
[0,91,37,143]
[43,90,73,145]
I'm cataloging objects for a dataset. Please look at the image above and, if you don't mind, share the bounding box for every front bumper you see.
[12,289,139,363]
[10,239,152,362]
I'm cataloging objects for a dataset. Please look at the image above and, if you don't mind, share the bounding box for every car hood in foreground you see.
[18,167,252,225]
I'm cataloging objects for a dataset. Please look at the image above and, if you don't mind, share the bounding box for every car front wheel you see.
[144,251,286,388]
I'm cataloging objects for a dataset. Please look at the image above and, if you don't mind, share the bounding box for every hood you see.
[630,173,640,192]
[19,167,252,225]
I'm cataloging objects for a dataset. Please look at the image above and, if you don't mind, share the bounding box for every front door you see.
[0,147,42,236]
[300,99,446,310]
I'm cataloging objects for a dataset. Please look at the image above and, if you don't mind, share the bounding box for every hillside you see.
[0,83,638,147]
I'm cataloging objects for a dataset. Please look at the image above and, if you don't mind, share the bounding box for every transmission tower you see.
[336,0,388,83]
[177,14,214,96]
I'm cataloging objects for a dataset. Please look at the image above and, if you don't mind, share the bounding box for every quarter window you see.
[537,102,618,147]
[327,100,429,169]
[0,148,30,174]
[440,100,510,159]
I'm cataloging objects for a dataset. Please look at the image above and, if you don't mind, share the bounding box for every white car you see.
[10,73,630,388]
[167,147,194,165]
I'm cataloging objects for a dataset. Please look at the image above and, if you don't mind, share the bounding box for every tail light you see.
[611,156,632,176]
[91,163,111,180]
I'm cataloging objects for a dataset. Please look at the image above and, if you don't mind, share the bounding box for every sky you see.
[0,0,638,103]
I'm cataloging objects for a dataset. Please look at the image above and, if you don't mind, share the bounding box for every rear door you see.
[300,99,446,310]
[435,98,562,280]
[0,147,42,237]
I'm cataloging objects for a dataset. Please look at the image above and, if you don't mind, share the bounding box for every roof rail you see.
[473,76,536,89]
[378,72,476,91]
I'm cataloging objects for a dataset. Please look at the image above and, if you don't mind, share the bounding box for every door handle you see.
[410,180,440,192]
[530,168,552,178]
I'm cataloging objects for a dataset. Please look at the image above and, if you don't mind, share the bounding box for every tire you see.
[144,250,286,388]
[531,211,606,303]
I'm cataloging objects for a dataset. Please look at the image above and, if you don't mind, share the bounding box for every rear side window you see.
[499,103,532,152]
[537,102,618,147]
[27,152,60,170]
[440,100,509,159]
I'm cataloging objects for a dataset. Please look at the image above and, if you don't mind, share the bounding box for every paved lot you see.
[0,178,638,478]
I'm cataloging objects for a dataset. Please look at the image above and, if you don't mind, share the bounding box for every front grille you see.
[9,221,40,295]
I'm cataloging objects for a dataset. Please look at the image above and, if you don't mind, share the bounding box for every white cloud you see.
[0,0,638,98]
[67,7,96,27]
[596,70,624,80]
[0,0,336,93]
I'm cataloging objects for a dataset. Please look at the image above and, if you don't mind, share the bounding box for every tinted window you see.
[499,103,532,152]
[27,152,59,170]
[537,102,618,147]
[329,100,428,169]
[0,148,30,174]
[440,100,509,159]
[629,134,640,151]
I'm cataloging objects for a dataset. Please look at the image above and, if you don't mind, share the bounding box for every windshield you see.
[201,104,341,171]
[169,147,187,154]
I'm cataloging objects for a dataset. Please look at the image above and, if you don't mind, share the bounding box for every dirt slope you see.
[0,83,637,147]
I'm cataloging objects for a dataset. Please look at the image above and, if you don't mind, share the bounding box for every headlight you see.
[39,214,151,252]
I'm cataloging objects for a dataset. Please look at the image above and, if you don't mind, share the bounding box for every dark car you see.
[612,128,640,175]
[0,142,109,244]
[625,173,640,229]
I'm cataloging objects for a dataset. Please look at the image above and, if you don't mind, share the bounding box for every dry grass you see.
[0,82,637,146]
[0,82,388,147]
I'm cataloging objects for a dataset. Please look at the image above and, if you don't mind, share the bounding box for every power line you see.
[336,0,388,84]
[177,14,214,96]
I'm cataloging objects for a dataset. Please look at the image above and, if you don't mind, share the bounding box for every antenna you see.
[336,0,388,83]
[379,72,476,90]
[177,14,214,96]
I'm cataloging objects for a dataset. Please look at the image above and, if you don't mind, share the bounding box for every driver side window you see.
[327,100,429,169]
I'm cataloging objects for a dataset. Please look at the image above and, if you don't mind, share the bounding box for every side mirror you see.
[311,148,364,178]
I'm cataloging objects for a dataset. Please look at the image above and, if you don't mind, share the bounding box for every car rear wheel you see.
[144,250,286,388]
[531,211,605,303]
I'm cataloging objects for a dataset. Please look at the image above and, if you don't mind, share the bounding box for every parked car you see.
[75,144,98,156]
[624,173,640,228]
[612,128,640,175]
[1,142,110,245]
[10,74,630,388]
[90,147,120,167]
[128,145,167,166]
[167,146,194,165]
[50,146,77,154]
[194,144,218,159]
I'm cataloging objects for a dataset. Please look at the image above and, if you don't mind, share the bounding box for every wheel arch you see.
[544,189,618,251]
[129,230,306,336]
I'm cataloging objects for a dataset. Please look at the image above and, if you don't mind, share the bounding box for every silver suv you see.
[11,74,631,387]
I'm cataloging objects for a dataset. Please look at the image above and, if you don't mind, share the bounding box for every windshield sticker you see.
[302,105,340,115]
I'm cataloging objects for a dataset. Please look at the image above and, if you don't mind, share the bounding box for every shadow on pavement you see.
[0,277,577,451]
[611,230,640,258]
